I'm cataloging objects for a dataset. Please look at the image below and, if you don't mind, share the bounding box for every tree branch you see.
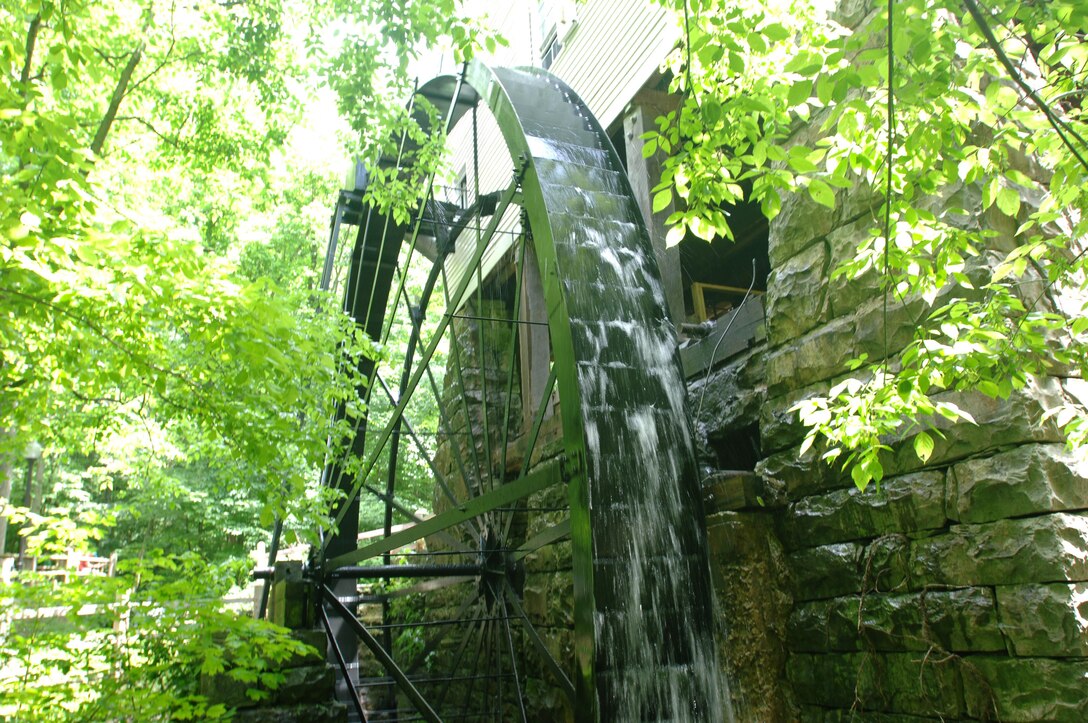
[19,14,41,92]
[115,115,179,147]
[91,43,145,156]
[963,0,1088,173]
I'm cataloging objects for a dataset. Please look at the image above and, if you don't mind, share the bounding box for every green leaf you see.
[912,431,934,463]
[788,146,819,173]
[995,187,1020,218]
[807,178,835,208]
[665,224,686,247]
[850,461,871,490]
[788,80,813,107]
[652,189,672,213]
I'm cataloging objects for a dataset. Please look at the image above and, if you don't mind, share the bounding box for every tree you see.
[648,0,1088,488]
[1,0,495,715]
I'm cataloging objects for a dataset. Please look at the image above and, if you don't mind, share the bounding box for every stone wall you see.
[691,131,1088,723]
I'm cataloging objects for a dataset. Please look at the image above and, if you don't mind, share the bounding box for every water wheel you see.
[310,61,724,722]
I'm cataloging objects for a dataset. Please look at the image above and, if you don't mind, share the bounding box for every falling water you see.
[497,67,733,722]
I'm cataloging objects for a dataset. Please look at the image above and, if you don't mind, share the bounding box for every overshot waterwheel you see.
[310,61,724,723]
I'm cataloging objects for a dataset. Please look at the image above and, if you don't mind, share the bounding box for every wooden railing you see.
[1,551,117,584]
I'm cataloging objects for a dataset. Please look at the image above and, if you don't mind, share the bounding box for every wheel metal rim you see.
[316,60,721,722]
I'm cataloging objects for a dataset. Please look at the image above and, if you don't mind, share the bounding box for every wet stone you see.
[788,587,1003,654]
[702,471,782,513]
[765,241,830,345]
[757,445,851,500]
[760,379,827,456]
[765,315,858,397]
[852,294,927,363]
[797,707,944,723]
[886,380,1066,473]
[908,513,1088,586]
[965,657,1088,722]
[767,188,836,269]
[789,534,915,603]
[826,215,883,316]
[995,582,1088,656]
[787,541,865,601]
[787,651,967,718]
[950,443,1088,524]
[690,349,766,442]
[780,470,947,550]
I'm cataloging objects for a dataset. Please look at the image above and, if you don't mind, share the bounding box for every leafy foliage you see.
[651,0,1088,488]
[0,543,314,720]
[0,0,496,714]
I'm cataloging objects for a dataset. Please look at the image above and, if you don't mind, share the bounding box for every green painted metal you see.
[328,458,566,569]
[321,175,522,547]
[329,59,719,721]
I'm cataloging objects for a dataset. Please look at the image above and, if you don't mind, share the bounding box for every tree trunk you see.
[0,455,12,555]
[91,43,144,156]
[19,14,41,90]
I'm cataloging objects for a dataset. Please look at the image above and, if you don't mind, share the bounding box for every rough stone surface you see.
[690,346,766,444]
[766,316,858,397]
[788,541,866,601]
[767,188,836,269]
[826,216,882,317]
[950,443,1088,523]
[703,470,785,513]
[760,381,829,455]
[965,657,1088,721]
[781,471,947,550]
[852,295,928,364]
[996,583,1088,656]
[705,512,796,721]
[790,534,917,604]
[887,381,1066,474]
[908,513,1088,586]
[788,587,1004,654]
[787,651,968,718]
[757,444,850,499]
[798,708,948,723]
[765,241,830,344]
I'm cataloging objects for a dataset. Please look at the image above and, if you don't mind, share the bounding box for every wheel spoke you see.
[322,175,523,551]
[359,481,473,555]
[318,602,369,722]
[376,73,468,349]
[323,585,441,723]
[373,371,482,544]
[502,365,558,544]
[405,588,482,674]
[330,459,566,569]
[437,269,487,502]
[497,237,529,484]
[474,262,496,506]
[514,518,570,562]
[499,589,529,722]
[502,578,576,703]
[434,597,488,713]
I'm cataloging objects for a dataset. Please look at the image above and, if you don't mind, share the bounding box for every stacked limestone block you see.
[689,23,1088,719]
[750,130,1088,720]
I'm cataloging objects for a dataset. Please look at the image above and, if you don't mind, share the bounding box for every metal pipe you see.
[329,563,481,579]
[322,585,442,723]
[319,602,369,722]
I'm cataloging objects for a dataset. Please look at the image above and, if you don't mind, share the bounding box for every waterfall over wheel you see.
[300,61,726,722]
